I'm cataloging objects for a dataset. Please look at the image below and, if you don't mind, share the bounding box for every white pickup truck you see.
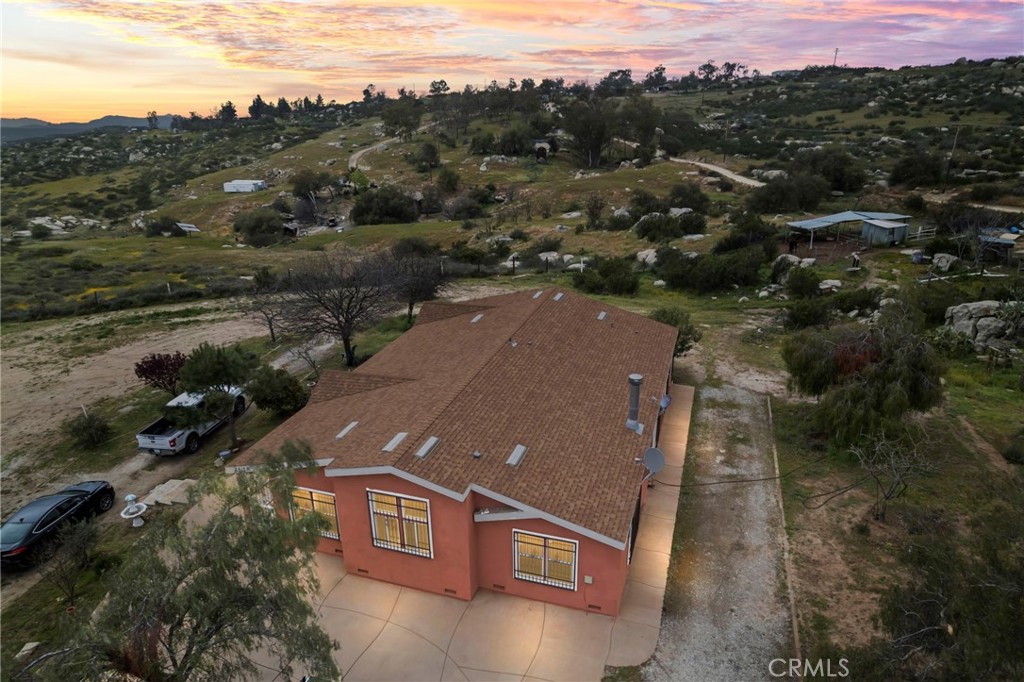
[136,388,247,456]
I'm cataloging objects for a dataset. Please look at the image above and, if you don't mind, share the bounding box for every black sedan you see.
[1,481,116,568]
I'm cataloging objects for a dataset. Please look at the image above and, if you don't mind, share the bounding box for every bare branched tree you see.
[283,250,400,367]
[850,428,935,521]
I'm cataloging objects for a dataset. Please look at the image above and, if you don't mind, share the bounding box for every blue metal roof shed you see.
[787,211,912,247]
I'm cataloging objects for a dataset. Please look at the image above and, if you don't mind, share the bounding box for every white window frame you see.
[366,489,434,559]
[290,486,340,540]
[512,528,578,591]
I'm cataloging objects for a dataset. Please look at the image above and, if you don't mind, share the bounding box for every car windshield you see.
[0,519,34,545]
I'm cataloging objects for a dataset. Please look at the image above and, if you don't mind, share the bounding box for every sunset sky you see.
[2,0,1021,123]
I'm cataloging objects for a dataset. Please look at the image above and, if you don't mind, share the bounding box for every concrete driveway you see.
[247,386,694,682]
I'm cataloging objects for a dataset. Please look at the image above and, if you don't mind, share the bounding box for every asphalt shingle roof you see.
[238,289,677,544]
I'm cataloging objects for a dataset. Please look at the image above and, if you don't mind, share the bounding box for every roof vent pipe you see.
[625,374,644,432]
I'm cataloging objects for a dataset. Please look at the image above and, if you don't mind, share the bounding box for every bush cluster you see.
[657,245,766,293]
[572,258,639,296]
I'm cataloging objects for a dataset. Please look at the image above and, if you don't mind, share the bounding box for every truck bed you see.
[137,418,180,438]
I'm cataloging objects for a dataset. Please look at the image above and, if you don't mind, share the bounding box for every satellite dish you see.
[642,447,666,475]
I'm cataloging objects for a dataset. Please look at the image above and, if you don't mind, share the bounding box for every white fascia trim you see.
[474,509,539,523]
[226,457,334,474]
[323,465,626,550]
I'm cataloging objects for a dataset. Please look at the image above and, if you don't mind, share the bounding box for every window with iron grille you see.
[513,530,577,590]
[290,488,340,540]
[367,490,432,558]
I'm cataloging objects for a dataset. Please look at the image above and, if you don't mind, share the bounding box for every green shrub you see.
[437,166,460,193]
[572,258,639,296]
[1003,429,1024,465]
[666,182,710,213]
[351,186,418,225]
[509,228,529,241]
[62,412,112,449]
[785,298,832,329]
[233,209,286,247]
[524,235,562,256]
[17,246,72,260]
[926,327,974,358]
[445,195,484,220]
[968,183,1002,202]
[657,246,765,293]
[248,366,308,416]
[832,287,882,313]
[746,173,830,213]
[469,132,495,155]
[649,306,702,355]
[29,223,51,240]
[787,266,822,298]
[907,283,970,326]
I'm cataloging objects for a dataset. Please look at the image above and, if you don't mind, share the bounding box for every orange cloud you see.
[3,0,1021,120]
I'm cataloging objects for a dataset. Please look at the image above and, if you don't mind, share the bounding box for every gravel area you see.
[644,384,791,681]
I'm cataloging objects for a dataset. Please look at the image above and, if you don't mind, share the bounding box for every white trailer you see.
[223,179,268,193]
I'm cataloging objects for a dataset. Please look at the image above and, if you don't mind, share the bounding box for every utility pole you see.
[941,125,961,194]
[833,48,839,68]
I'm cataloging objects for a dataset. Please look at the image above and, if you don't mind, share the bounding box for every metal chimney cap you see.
[628,373,644,385]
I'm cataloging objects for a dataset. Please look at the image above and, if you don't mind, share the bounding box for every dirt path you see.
[668,158,766,188]
[1,304,264,461]
[644,384,790,681]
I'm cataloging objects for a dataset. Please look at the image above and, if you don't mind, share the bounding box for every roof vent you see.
[382,432,408,452]
[597,311,608,321]
[625,374,645,433]
[553,292,565,302]
[506,443,528,467]
[415,436,439,459]
[471,313,484,324]
[335,421,358,440]
[532,290,544,299]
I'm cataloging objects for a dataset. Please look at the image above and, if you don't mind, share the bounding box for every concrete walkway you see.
[248,387,693,682]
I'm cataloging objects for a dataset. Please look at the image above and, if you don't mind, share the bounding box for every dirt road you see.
[668,157,766,187]
[644,384,791,681]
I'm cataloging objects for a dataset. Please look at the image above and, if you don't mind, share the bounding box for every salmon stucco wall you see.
[329,473,478,601]
[473,495,630,616]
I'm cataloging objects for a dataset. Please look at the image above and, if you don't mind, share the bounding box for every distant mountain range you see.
[0,114,175,143]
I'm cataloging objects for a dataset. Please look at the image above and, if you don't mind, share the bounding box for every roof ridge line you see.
[388,291,554,462]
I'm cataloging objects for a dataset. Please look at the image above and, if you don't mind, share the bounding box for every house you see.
[230,289,678,616]
[223,179,268,193]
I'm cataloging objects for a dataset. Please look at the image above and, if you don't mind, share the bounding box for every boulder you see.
[669,207,693,217]
[561,211,582,219]
[758,290,770,299]
[565,263,586,272]
[738,296,750,303]
[819,279,843,291]
[653,279,667,288]
[932,253,959,272]
[613,207,631,219]
[537,251,560,263]
[774,254,800,267]
[636,249,658,266]
[975,317,1009,347]
[631,212,664,231]
[681,234,706,241]
[944,300,1008,349]
[562,254,576,263]
[799,258,816,268]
